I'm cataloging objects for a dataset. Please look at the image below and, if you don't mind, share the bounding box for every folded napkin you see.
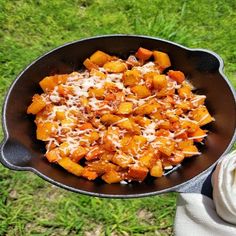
[212,150,236,224]
[174,151,236,236]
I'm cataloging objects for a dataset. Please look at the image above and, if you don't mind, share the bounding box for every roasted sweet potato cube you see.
[178,139,194,149]
[182,145,200,157]
[27,94,46,114]
[87,161,117,175]
[100,114,121,125]
[191,106,214,126]
[134,103,156,115]
[60,118,77,129]
[157,137,175,156]
[71,146,87,162]
[82,168,98,180]
[45,148,60,163]
[153,51,171,69]
[36,122,58,141]
[189,127,207,142]
[128,165,148,181]
[168,70,185,83]
[58,142,70,157]
[131,85,151,98]
[153,75,167,90]
[135,47,153,61]
[117,118,140,134]
[133,116,151,127]
[102,170,122,184]
[83,58,99,70]
[123,69,142,86]
[103,127,120,151]
[90,50,111,66]
[55,110,66,120]
[88,88,105,99]
[58,157,84,176]
[169,151,185,165]
[112,152,134,168]
[85,146,104,161]
[128,135,147,155]
[191,95,206,107]
[180,120,198,133]
[117,102,133,114]
[103,61,127,73]
[178,86,192,98]
[90,68,106,79]
[150,160,163,177]
[39,76,58,92]
[139,150,154,168]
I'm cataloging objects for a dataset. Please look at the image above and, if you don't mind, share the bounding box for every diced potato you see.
[88,88,105,99]
[117,118,140,134]
[180,120,198,133]
[58,157,84,176]
[39,76,58,92]
[153,75,167,90]
[100,114,121,125]
[134,103,156,115]
[157,137,175,156]
[90,50,111,66]
[191,95,206,107]
[112,152,134,168]
[191,106,214,126]
[178,86,192,98]
[45,148,60,163]
[133,116,151,127]
[117,102,133,114]
[86,161,117,175]
[150,160,163,177]
[168,70,185,83]
[103,61,127,73]
[83,58,98,70]
[82,168,98,180]
[103,127,120,151]
[71,146,87,162]
[128,165,148,181]
[36,122,58,141]
[123,69,142,86]
[159,120,171,129]
[157,87,175,97]
[102,170,122,184]
[139,150,154,168]
[131,85,151,98]
[88,131,100,142]
[78,123,93,130]
[85,146,103,161]
[169,151,185,164]
[150,111,163,120]
[182,145,199,157]
[135,47,153,61]
[189,127,206,142]
[178,139,194,149]
[56,110,66,120]
[153,51,171,69]
[61,118,77,129]
[27,94,46,114]
[57,84,73,96]
[58,142,70,157]
[128,135,147,155]
[90,69,106,79]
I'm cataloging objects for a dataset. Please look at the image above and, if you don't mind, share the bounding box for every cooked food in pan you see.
[27,47,214,183]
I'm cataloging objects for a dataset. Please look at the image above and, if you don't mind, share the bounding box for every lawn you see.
[0,0,235,235]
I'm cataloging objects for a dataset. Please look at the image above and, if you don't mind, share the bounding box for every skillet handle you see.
[174,166,215,198]
[0,139,32,171]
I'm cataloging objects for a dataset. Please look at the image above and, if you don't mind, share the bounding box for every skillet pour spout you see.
[1,35,236,198]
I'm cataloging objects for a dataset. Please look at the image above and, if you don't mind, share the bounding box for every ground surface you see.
[0,0,235,235]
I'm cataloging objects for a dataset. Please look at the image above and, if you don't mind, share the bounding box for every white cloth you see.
[174,151,236,236]
[212,150,236,224]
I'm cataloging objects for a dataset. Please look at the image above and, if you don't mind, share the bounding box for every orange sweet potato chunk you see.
[27,94,46,114]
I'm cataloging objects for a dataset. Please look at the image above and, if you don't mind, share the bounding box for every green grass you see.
[0,0,235,235]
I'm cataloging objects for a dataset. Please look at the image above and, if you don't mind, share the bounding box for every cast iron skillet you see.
[1,35,236,198]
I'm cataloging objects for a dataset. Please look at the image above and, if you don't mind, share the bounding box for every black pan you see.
[1,35,236,198]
